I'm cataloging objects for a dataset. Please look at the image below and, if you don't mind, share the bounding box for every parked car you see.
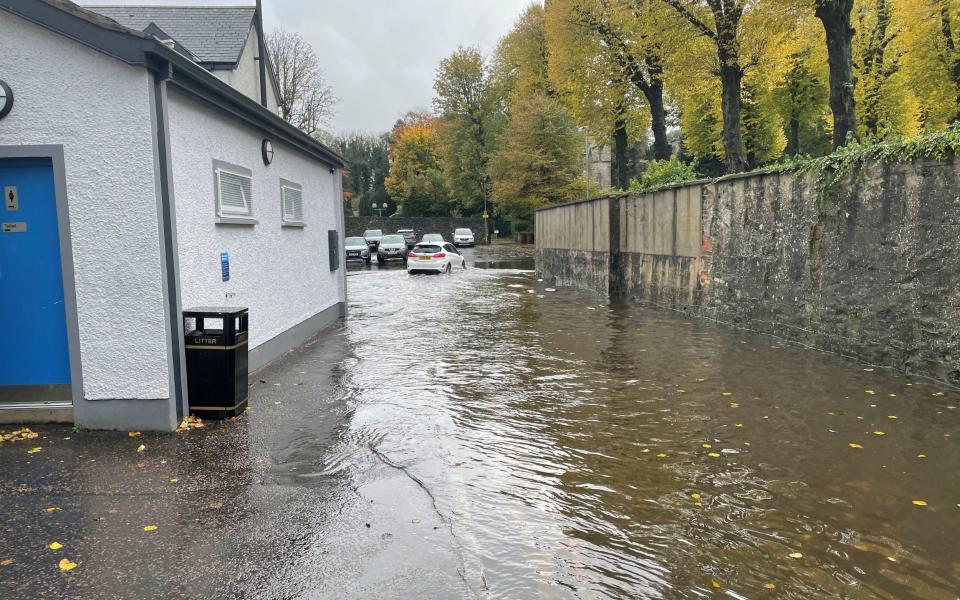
[344,236,371,264]
[452,228,475,247]
[421,233,445,244]
[377,234,408,264]
[397,229,418,249]
[407,242,466,274]
[363,229,384,250]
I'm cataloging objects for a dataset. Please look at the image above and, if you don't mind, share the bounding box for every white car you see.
[407,242,466,274]
[453,228,475,247]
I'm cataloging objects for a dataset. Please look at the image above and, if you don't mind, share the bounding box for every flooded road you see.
[2,243,959,599]
[340,243,960,598]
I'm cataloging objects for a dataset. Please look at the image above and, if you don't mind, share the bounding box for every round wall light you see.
[261,139,274,165]
[0,81,14,121]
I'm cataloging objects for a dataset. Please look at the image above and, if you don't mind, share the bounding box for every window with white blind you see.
[280,179,305,226]
[213,160,255,223]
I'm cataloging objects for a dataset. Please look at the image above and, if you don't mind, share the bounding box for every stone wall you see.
[535,157,960,385]
[346,217,489,244]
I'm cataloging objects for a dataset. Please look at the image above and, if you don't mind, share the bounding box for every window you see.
[280,179,304,226]
[213,160,255,224]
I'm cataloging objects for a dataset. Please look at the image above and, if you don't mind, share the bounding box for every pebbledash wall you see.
[346,216,489,243]
[168,87,345,366]
[536,157,960,386]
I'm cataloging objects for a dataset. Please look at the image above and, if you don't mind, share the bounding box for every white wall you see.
[212,26,280,114]
[0,13,171,401]
[166,87,344,351]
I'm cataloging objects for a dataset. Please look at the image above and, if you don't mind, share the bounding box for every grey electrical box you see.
[4,186,17,211]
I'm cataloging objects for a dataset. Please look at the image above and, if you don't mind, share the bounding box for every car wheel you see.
[444,263,452,274]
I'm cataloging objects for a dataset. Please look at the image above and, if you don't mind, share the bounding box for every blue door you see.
[0,158,71,386]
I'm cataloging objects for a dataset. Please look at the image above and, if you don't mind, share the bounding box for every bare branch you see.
[267,28,339,136]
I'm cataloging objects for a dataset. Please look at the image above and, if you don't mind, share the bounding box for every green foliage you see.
[333,133,390,216]
[488,95,583,221]
[774,50,832,157]
[629,159,703,192]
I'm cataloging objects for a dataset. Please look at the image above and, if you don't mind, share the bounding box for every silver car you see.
[377,234,408,264]
[344,236,371,264]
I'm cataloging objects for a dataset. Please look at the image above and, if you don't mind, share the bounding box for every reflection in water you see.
[335,244,960,599]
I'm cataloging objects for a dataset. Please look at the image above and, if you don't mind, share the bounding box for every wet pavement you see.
[2,243,960,599]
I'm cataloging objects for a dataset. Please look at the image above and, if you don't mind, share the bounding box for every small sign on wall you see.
[220,252,230,282]
[2,222,26,233]
[5,186,18,211]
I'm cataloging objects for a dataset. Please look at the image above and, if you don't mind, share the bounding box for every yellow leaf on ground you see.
[764,583,776,589]
[912,500,928,507]
[27,447,42,454]
[691,493,701,500]
[143,525,158,532]
[735,423,744,427]
[729,403,740,408]
[849,443,864,449]
[789,552,803,559]
[169,478,178,483]
[1,558,12,566]
[656,453,668,458]
[873,431,886,436]
[58,558,77,571]
[44,506,60,513]
[722,392,733,396]
[917,454,927,459]
[711,578,721,589]
[128,432,141,438]
[708,452,721,458]
[887,415,898,419]
[136,444,146,453]
[702,444,712,449]
[48,542,62,550]
[865,390,876,395]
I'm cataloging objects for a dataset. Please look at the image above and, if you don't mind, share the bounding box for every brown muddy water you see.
[342,243,960,599]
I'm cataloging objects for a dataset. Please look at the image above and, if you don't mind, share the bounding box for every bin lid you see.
[184,306,248,317]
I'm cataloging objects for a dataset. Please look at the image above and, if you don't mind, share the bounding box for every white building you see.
[0,0,347,431]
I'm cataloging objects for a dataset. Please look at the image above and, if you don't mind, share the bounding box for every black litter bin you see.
[183,307,249,419]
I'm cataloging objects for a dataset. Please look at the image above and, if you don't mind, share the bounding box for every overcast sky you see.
[83,0,532,133]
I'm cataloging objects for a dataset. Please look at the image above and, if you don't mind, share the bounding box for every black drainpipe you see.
[255,0,268,108]
[152,62,189,421]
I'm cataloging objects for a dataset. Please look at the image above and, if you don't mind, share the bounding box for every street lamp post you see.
[579,127,591,200]
[372,202,388,217]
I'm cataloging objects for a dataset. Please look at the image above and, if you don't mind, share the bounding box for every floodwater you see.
[2,243,959,599]
[339,243,960,598]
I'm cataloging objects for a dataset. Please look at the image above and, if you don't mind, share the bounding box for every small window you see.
[280,179,304,226]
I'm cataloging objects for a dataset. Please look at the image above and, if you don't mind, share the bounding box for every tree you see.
[267,28,338,136]
[895,0,960,128]
[433,47,505,217]
[384,113,452,217]
[488,95,583,225]
[774,50,831,155]
[814,0,858,147]
[656,0,751,172]
[333,133,390,216]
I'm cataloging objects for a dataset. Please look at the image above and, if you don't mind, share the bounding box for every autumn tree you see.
[656,0,752,172]
[384,113,451,217]
[433,47,505,217]
[813,0,858,147]
[267,28,338,136]
[488,95,583,225]
[895,0,960,128]
[774,50,831,156]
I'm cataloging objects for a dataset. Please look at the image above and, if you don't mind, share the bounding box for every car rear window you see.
[414,245,442,254]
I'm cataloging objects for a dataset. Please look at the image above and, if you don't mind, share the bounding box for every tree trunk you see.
[719,63,748,172]
[789,115,801,156]
[644,54,672,161]
[613,115,630,190]
[816,0,857,147]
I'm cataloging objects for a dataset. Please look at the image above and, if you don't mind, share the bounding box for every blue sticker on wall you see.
[220,252,230,282]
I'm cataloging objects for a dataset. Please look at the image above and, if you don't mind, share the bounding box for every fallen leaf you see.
[452,461,464,467]
[873,431,886,436]
[735,423,744,428]
[729,403,740,408]
[58,558,77,571]
[865,390,876,395]
[169,478,178,484]
[722,392,733,397]
[0,559,11,566]
[48,542,63,550]
[702,444,712,449]
[864,368,875,372]
[136,444,146,453]
[711,578,721,589]
[27,447,42,454]
[143,525,158,532]
[708,452,721,458]
[886,556,898,563]
[691,493,701,500]
[912,500,928,507]
[887,415,898,419]
[917,454,927,459]
[656,453,668,458]
[128,432,141,438]
[849,443,864,449]
[44,506,60,513]
[411,517,421,524]
[764,583,776,589]
[789,552,803,559]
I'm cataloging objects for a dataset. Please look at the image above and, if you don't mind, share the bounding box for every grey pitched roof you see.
[85,5,255,64]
